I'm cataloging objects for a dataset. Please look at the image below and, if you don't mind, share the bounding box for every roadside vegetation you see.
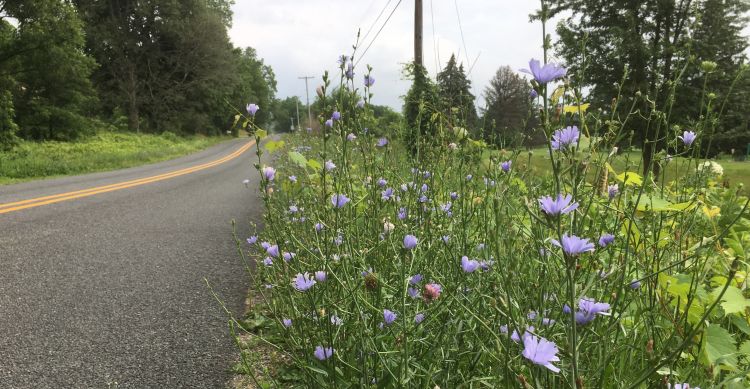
[227,1,750,387]
[0,131,228,185]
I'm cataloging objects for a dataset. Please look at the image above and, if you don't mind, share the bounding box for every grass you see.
[0,131,231,185]
[483,147,750,189]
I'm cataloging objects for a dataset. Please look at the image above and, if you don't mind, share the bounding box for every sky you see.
[228,1,750,113]
[228,1,559,112]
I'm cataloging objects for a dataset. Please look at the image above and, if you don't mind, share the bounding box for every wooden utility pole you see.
[414,0,423,67]
[298,76,314,128]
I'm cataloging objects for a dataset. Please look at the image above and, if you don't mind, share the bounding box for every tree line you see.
[405,0,749,156]
[0,0,276,150]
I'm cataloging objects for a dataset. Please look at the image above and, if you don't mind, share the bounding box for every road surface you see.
[0,138,264,388]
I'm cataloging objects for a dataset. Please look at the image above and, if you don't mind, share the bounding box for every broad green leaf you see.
[730,315,750,336]
[287,151,308,168]
[724,237,745,258]
[616,171,643,186]
[264,140,285,153]
[701,324,737,368]
[307,159,322,170]
[563,103,590,114]
[740,340,750,356]
[255,129,267,139]
[712,286,749,315]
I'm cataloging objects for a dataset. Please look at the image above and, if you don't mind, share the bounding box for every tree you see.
[673,0,750,156]
[436,54,478,129]
[553,0,750,168]
[554,0,695,173]
[0,0,97,141]
[481,66,535,146]
[403,64,439,154]
[75,0,255,135]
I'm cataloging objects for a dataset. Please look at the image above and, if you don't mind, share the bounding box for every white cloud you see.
[229,0,556,112]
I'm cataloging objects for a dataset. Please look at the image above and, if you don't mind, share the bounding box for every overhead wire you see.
[354,0,403,68]
[359,0,394,50]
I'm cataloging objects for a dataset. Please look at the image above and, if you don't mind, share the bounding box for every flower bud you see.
[700,60,717,73]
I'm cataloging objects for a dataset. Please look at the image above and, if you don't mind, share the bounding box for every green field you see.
[483,147,750,189]
[0,132,230,185]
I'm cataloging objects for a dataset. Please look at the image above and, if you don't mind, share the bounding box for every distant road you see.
[0,138,263,387]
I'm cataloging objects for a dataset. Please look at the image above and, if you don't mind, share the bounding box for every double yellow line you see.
[0,139,255,215]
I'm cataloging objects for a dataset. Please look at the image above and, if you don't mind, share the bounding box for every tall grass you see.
[0,131,228,184]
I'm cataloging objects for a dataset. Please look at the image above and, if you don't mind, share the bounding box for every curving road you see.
[0,138,263,388]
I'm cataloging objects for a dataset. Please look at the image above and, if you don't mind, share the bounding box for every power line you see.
[453,0,471,75]
[360,0,393,49]
[354,0,403,68]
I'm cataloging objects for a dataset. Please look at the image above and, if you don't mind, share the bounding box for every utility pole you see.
[414,0,423,67]
[298,76,314,128]
[295,98,301,132]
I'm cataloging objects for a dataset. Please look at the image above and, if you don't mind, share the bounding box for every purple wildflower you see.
[376,138,388,147]
[260,241,271,250]
[364,74,375,87]
[356,100,365,109]
[397,207,407,220]
[522,334,561,373]
[282,252,296,262]
[315,222,324,232]
[461,256,480,273]
[289,175,297,183]
[563,304,572,314]
[630,280,642,289]
[551,126,580,150]
[501,160,512,173]
[521,58,567,84]
[331,194,350,208]
[403,235,418,250]
[330,315,342,326]
[331,111,341,121]
[345,62,354,79]
[315,271,327,282]
[381,188,394,201]
[246,103,259,116]
[677,130,697,146]
[325,119,333,128]
[607,184,619,200]
[415,313,425,324]
[408,287,420,298]
[266,244,280,258]
[599,233,615,247]
[383,309,397,325]
[423,283,442,302]
[292,273,316,292]
[450,192,458,200]
[530,89,538,99]
[538,194,579,216]
[246,236,258,245]
[314,346,334,361]
[346,133,357,141]
[262,166,276,181]
[325,160,336,171]
[377,178,387,187]
[282,319,292,328]
[441,235,450,243]
[575,297,611,325]
[263,257,273,266]
[409,274,423,284]
[551,234,595,256]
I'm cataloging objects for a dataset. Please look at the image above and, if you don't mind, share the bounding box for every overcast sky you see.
[228,1,750,113]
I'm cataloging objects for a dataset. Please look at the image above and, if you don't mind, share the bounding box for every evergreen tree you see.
[403,64,439,154]
[436,54,478,129]
[553,0,749,166]
[481,66,534,146]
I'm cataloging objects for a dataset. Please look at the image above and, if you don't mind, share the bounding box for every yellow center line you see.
[0,140,255,215]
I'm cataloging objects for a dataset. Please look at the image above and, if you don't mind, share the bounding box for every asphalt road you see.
[0,138,264,388]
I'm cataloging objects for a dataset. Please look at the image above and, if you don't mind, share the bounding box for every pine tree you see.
[436,54,478,129]
[481,66,534,146]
